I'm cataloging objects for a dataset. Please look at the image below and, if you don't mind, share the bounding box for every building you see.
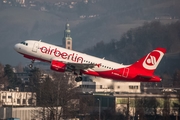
[115,93,179,118]
[113,81,140,94]
[77,76,141,95]
[0,107,62,120]
[0,89,36,107]
[62,22,72,50]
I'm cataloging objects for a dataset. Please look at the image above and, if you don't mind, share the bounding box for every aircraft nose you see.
[14,43,20,52]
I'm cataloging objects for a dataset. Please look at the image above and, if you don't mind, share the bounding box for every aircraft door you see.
[32,42,39,53]
[122,68,129,78]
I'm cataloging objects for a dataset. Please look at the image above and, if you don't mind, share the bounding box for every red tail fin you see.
[130,48,166,76]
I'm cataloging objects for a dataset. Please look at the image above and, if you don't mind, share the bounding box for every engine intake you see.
[50,60,66,72]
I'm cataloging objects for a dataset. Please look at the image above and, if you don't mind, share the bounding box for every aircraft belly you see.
[97,71,120,80]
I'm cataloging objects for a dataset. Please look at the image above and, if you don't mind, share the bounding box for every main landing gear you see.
[75,76,82,82]
[74,70,83,82]
[29,59,35,69]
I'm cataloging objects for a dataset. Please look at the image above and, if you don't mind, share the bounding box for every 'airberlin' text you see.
[40,46,83,63]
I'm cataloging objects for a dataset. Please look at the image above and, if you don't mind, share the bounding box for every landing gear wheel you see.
[29,59,35,69]
[29,64,33,68]
[75,77,82,82]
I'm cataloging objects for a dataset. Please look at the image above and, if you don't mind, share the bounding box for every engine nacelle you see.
[50,60,66,72]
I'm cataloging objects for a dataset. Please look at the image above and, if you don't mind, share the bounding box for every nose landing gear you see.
[29,59,35,69]
[29,64,33,68]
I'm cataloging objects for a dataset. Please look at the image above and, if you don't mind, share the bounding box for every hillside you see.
[84,21,180,75]
[0,0,180,65]
[44,0,180,50]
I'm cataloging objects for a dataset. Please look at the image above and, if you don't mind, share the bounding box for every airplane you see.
[14,40,166,82]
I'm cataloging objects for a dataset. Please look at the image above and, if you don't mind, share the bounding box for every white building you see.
[113,81,141,94]
[0,89,36,107]
[0,107,62,120]
[77,76,141,94]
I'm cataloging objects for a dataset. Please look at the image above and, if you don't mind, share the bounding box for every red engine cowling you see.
[50,60,66,72]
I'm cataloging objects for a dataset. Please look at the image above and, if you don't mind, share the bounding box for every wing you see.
[66,62,95,70]
[51,58,96,71]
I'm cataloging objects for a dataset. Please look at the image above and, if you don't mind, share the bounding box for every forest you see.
[84,21,180,87]
[85,21,180,69]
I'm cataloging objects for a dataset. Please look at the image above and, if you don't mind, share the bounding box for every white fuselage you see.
[14,40,166,82]
[14,40,127,71]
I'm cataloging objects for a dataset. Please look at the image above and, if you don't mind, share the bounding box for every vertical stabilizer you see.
[130,48,166,75]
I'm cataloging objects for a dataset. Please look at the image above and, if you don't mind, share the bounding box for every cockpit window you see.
[20,41,28,46]
[20,42,25,44]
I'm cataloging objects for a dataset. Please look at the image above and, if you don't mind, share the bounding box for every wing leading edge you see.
[51,59,95,71]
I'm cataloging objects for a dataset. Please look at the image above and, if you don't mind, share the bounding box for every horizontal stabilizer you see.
[137,75,152,79]
[136,75,161,82]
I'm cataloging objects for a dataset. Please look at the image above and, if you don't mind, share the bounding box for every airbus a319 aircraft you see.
[14,40,166,82]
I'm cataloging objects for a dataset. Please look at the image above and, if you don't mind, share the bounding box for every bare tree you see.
[15,62,24,73]
[30,70,78,120]
[162,93,170,120]
[173,69,180,87]
[0,63,8,89]
[135,97,146,120]
[78,94,95,120]
[143,97,160,119]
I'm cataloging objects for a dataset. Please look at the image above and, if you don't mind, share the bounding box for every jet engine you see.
[50,60,66,72]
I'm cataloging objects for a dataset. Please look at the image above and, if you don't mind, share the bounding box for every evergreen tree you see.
[4,64,17,89]
[0,63,8,89]
[28,67,42,92]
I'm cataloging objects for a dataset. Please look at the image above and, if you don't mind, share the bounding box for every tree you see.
[4,64,14,82]
[15,62,23,73]
[79,94,95,120]
[30,70,78,120]
[28,67,42,91]
[4,64,21,89]
[135,97,146,120]
[162,94,171,120]
[143,97,160,120]
[0,63,8,89]
[52,72,77,119]
[173,69,180,87]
